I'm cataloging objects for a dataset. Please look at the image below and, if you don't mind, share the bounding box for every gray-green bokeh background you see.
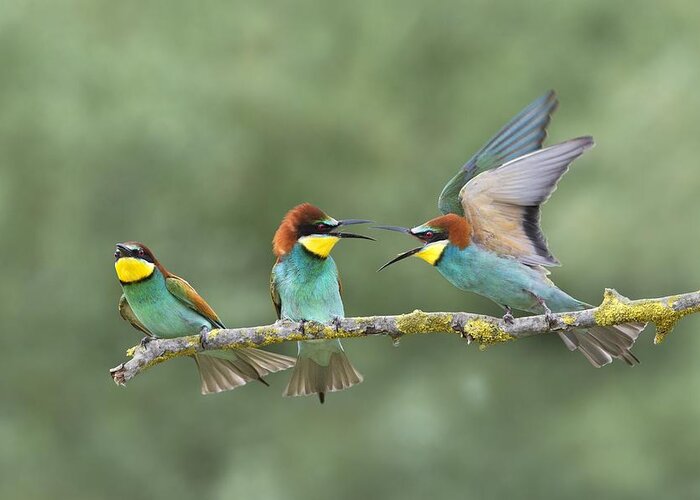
[2,1,700,499]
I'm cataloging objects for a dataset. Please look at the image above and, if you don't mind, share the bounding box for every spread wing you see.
[460,137,594,267]
[270,269,282,320]
[165,275,226,329]
[439,90,558,215]
[118,295,153,336]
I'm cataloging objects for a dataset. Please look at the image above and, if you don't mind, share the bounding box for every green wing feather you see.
[165,275,226,329]
[118,294,153,336]
[438,90,558,215]
[270,270,282,320]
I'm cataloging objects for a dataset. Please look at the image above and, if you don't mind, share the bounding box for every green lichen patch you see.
[126,345,138,357]
[143,347,197,371]
[395,310,453,335]
[464,319,514,348]
[561,314,576,326]
[594,289,700,344]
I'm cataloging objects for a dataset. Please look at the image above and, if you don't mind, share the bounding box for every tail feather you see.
[557,322,646,368]
[194,348,295,395]
[283,340,363,402]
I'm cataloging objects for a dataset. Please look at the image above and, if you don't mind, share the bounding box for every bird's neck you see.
[283,242,337,275]
[121,267,165,291]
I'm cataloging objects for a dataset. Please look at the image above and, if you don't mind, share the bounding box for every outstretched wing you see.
[118,295,153,336]
[165,275,226,329]
[460,137,594,267]
[439,90,558,215]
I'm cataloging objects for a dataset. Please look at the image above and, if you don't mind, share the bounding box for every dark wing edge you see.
[438,90,558,215]
[270,269,282,320]
[164,275,226,329]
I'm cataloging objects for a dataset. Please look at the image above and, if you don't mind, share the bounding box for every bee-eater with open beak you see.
[271,203,373,402]
[114,242,295,394]
[377,92,645,367]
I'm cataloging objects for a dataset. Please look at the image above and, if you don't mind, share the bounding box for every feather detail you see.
[164,275,225,328]
[273,203,329,257]
[439,90,558,215]
[459,137,594,266]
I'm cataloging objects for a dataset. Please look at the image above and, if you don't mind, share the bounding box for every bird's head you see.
[273,203,373,259]
[376,214,470,270]
[114,241,159,283]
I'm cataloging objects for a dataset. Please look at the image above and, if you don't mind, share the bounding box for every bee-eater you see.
[271,203,372,402]
[114,242,296,394]
[377,92,645,367]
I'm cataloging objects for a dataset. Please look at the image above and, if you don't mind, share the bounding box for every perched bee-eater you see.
[114,242,295,394]
[377,92,645,367]
[271,203,372,402]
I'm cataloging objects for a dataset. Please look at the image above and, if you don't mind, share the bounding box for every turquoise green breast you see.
[273,244,344,323]
[436,244,582,313]
[121,269,213,338]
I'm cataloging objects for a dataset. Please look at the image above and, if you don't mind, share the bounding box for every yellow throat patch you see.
[415,240,448,265]
[299,235,340,258]
[115,257,155,283]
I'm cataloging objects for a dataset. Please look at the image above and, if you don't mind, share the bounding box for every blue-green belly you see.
[273,247,344,323]
[122,271,213,338]
[436,244,584,314]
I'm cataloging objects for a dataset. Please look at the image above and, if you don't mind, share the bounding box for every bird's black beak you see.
[377,247,423,271]
[115,243,130,259]
[334,232,375,241]
[373,225,413,235]
[338,219,373,226]
[331,219,375,241]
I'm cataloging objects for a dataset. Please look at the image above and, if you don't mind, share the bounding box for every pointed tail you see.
[557,322,645,367]
[194,348,296,395]
[283,339,363,403]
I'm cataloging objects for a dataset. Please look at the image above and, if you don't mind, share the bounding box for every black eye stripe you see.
[299,222,334,236]
[416,231,447,243]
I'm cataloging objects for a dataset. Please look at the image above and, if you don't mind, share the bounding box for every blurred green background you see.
[2,1,700,498]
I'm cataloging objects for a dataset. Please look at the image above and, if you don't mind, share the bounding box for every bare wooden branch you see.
[110,288,700,386]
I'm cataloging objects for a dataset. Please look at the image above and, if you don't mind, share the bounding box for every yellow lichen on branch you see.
[594,289,700,344]
[110,288,700,387]
[463,319,514,349]
[395,310,454,335]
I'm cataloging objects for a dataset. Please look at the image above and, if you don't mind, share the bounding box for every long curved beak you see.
[377,246,422,271]
[334,232,375,241]
[331,219,374,240]
[116,243,130,254]
[338,219,373,226]
[373,225,412,235]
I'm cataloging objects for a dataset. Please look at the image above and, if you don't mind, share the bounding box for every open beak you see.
[338,219,372,226]
[331,219,375,241]
[373,225,413,235]
[377,246,423,271]
[116,243,130,253]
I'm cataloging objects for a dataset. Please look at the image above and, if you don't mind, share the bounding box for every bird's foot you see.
[502,306,515,325]
[534,296,557,327]
[140,336,153,348]
[331,317,343,333]
[299,319,308,336]
[199,327,210,349]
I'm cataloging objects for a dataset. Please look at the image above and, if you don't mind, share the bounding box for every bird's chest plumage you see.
[122,272,212,337]
[436,244,557,312]
[274,247,344,323]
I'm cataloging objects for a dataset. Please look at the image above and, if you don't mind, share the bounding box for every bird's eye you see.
[138,249,145,257]
[317,223,327,231]
[424,231,434,239]
[114,251,120,259]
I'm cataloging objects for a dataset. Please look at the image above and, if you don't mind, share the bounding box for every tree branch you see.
[110,288,700,386]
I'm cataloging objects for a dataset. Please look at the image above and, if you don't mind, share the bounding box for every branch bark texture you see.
[111,288,700,386]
